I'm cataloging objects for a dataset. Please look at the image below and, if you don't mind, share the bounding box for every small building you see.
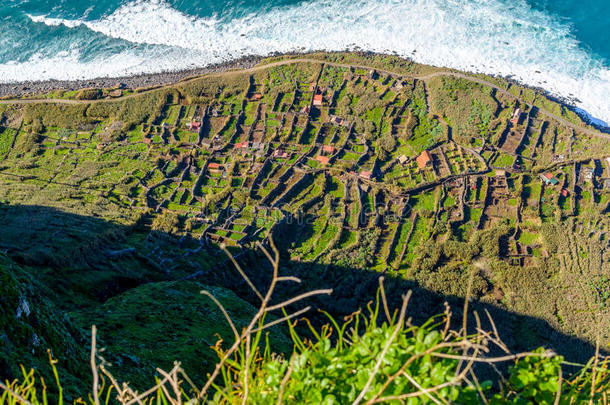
[315,155,330,165]
[397,155,408,165]
[495,169,506,177]
[208,162,223,173]
[393,80,404,90]
[301,106,311,114]
[187,121,201,132]
[313,94,323,106]
[234,141,250,150]
[309,83,316,92]
[416,150,432,169]
[322,145,336,154]
[582,167,594,181]
[359,171,372,180]
[510,108,522,125]
[273,149,289,159]
[561,189,569,197]
[541,172,559,185]
[329,115,345,126]
[251,93,263,101]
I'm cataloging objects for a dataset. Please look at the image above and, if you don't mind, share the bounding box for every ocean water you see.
[0,0,608,125]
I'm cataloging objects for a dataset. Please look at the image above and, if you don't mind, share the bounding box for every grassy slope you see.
[0,52,608,399]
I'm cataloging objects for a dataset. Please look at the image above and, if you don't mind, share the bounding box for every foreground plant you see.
[2,239,609,404]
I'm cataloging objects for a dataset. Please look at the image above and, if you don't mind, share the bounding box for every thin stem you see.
[201,290,239,340]
[221,244,263,302]
[251,307,311,333]
[266,289,333,312]
[0,382,34,405]
[352,291,411,405]
[378,276,392,323]
[90,325,101,405]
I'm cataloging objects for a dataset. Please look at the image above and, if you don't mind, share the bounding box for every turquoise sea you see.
[1,0,608,124]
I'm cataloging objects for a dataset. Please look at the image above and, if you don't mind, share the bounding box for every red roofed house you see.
[313,94,323,106]
[187,121,201,132]
[252,93,263,101]
[322,145,336,154]
[315,155,330,165]
[301,106,310,114]
[234,141,250,150]
[416,150,432,169]
[561,189,569,197]
[359,171,372,180]
[541,172,559,185]
[208,162,222,173]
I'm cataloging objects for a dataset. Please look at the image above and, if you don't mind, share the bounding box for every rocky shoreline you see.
[0,55,264,98]
[0,50,607,132]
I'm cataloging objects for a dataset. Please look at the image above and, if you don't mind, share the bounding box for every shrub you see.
[151,211,180,233]
[3,272,609,404]
[74,88,102,101]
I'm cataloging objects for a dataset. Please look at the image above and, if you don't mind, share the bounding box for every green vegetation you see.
[1,52,609,403]
[2,275,609,404]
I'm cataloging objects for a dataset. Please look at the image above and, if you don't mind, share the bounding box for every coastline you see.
[0,50,608,132]
[0,55,264,98]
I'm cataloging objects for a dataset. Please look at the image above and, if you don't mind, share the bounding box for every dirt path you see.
[1,57,607,140]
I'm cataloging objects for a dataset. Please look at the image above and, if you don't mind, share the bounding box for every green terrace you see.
[1,54,609,367]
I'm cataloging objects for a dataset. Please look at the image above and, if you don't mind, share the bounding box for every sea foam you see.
[5,0,610,125]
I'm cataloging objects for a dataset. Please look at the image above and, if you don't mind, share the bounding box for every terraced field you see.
[1,53,609,387]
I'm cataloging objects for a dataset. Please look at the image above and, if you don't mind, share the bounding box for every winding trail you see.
[1,57,607,140]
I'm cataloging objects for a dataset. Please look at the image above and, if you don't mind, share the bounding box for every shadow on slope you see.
[0,203,601,398]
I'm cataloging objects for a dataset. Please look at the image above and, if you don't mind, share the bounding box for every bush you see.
[151,211,180,233]
[74,88,102,100]
[29,118,44,134]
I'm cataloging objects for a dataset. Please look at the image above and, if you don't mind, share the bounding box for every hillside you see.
[0,52,609,397]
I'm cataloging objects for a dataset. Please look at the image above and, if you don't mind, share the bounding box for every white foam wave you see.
[27,14,85,28]
[8,0,610,124]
